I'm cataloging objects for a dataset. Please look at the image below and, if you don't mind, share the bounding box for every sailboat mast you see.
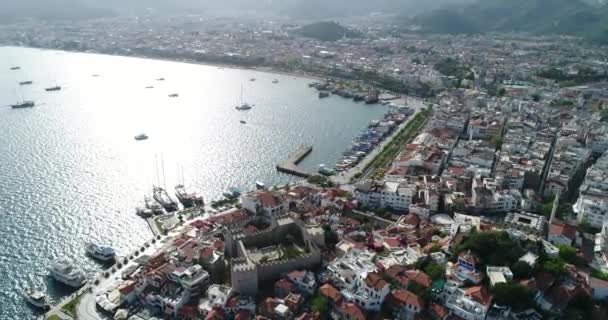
[155,154,160,187]
[161,153,167,189]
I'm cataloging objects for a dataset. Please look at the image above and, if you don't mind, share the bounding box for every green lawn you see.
[60,293,83,318]
[47,315,64,320]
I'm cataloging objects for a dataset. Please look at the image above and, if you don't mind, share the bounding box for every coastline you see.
[2,45,326,82]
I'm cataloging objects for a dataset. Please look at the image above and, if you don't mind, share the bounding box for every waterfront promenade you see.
[331,97,427,185]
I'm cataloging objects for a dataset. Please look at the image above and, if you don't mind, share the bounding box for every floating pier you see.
[276,145,313,177]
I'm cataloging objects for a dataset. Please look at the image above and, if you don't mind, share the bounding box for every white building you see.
[354,180,414,211]
[241,191,288,217]
[445,286,493,320]
[575,150,608,228]
[343,273,391,311]
[486,266,513,286]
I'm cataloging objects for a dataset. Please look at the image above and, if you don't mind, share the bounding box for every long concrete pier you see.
[276,145,313,177]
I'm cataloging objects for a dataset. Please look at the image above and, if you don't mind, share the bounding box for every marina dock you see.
[276,145,313,177]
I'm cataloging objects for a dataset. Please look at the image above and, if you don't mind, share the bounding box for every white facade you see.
[355,180,414,211]
[445,288,490,320]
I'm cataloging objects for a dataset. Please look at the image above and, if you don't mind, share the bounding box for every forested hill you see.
[411,0,608,43]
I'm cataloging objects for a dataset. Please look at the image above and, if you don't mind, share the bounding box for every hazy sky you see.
[0,0,476,21]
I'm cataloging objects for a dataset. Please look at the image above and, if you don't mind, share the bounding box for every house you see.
[241,191,288,217]
[430,302,450,320]
[519,252,539,268]
[334,302,366,320]
[486,266,513,287]
[287,270,317,295]
[388,290,424,320]
[548,222,577,247]
[345,272,390,311]
[274,278,297,298]
[589,277,608,300]
[445,286,493,320]
[450,251,484,285]
[319,284,343,305]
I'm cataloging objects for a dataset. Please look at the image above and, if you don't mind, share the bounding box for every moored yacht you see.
[86,242,117,262]
[45,86,62,92]
[134,133,148,141]
[175,184,204,208]
[48,259,86,288]
[11,101,35,109]
[318,164,336,176]
[10,66,20,70]
[22,288,50,310]
[153,186,179,212]
[145,195,165,215]
[19,81,33,86]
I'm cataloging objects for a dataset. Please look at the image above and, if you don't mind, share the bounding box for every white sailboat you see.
[235,84,253,110]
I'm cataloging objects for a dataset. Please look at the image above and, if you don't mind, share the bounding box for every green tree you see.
[511,261,533,279]
[311,294,329,315]
[491,283,535,311]
[323,225,339,248]
[424,262,446,281]
[558,245,579,265]
[544,258,566,276]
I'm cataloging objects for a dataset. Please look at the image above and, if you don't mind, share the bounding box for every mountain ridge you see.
[410,0,608,43]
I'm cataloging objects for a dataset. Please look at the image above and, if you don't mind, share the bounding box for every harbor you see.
[276,145,313,177]
[0,47,388,319]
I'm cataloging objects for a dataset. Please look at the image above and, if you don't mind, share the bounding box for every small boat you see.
[86,242,117,262]
[319,91,330,98]
[235,103,252,110]
[45,86,61,92]
[145,86,154,89]
[272,79,279,84]
[22,288,50,310]
[168,93,179,98]
[255,181,265,190]
[250,78,256,82]
[48,259,86,288]
[240,120,246,124]
[11,101,35,109]
[135,206,153,218]
[318,164,336,176]
[10,66,20,70]
[223,187,241,199]
[156,77,165,81]
[145,195,164,215]
[91,74,100,77]
[134,133,148,141]
[19,81,33,86]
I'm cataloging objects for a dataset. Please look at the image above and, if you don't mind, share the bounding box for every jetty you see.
[276,145,313,177]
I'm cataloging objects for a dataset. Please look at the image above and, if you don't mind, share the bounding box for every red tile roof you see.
[338,302,366,320]
[235,310,252,320]
[389,290,424,310]
[320,284,342,303]
[405,270,432,288]
[365,273,390,291]
[465,286,493,307]
[549,222,577,240]
[257,192,284,208]
[431,302,449,318]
